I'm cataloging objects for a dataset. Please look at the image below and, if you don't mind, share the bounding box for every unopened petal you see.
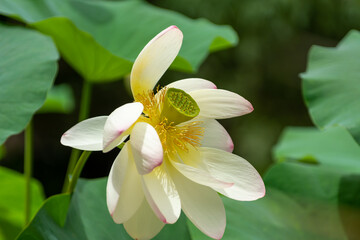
[131,26,183,101]
[189,89,253,119]
[169,164,226,240]
[200,147,265,201]
[130,122,163,175]
[166,78,217,92]
[200,119,234,152]
[103,102,143,153]
[142,164,181,224]
[106,143,144,224]
[61,116,107,151]
[124,199,165,240]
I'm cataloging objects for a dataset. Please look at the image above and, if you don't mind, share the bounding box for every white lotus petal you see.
[200,147,265,201]
[107,143,144,223]
[131,26,183,100]
[142,164,181,224]
[130,122,163,175]
[170,148,232,189]
[169,164,226,239]
[124,199,165,240]
[103,102,143,153]
[200,119,234,152]
[166,78,217,92]
[189,89,253,119]
[61,116,107,151]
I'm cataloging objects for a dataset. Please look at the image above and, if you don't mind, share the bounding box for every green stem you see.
[62,80,92,193]
[24,120,33,225]
[78,80,92,122]
[67,151,91,193]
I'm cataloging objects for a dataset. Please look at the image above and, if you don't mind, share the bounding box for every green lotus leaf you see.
[0,24,58,145]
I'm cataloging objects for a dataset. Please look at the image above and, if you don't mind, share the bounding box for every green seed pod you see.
[160,88,200,125]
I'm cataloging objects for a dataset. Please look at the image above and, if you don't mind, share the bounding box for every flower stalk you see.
[66,151,91,193]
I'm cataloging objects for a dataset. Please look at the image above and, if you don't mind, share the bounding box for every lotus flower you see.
[61,26,265,240]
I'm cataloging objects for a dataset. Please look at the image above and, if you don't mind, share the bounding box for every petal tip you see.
[249,103,254,112]
[146,157,164,174]
[253,177,266,200]
[227,140,234,152]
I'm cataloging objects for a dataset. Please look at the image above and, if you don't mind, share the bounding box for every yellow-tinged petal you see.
[124,199,165,240]
[189,89,253,119]
[131,26,183,100]
[106,143,144,224]
[103,102,143,153]
[142,164,181,224]
[170,147,233,189]
[200,119,234,152]
[166,78,217,92]
[200,147,265,201]
[61,116,107,151]
[130,122,163,175]
[169,164,226,239]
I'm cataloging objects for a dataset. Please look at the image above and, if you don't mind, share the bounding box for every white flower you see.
[61,26,265,240]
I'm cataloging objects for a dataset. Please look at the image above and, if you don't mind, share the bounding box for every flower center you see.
[135,87,203,154]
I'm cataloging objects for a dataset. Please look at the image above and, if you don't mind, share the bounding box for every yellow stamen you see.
[135,88,204,154]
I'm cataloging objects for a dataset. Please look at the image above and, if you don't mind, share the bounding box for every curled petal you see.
[61,116,107,151]
[106,142,144,223]
[169,164,226,240]
[130,122,163,175]
[103,102,143,153]
[131,26,183,100]
[200,119,234,152]
[189,89,253,119]
[166,78,217,92]
[124,199,165,240]
[142,165,181,224]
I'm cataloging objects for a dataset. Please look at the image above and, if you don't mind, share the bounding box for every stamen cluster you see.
[136,88,204,154]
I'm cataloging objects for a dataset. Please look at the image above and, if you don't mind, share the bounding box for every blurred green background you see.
[1,0,360,198]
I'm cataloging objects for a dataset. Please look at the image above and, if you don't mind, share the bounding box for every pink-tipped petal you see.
[61,116,107,151]
[166,78,217,92]
[200,119,234,152]
[200,147,265,201]
[103,102,143,153]
[124,199,165,240]
[169,164,226,239]
[189,89,253,119]
[131,26,183,100]
[141,165,181,224]
[106,143,144,224]
[130,122,163,175]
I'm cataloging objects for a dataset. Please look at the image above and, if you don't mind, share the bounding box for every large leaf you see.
[264,163,348,240]
[0,166,45,240]
[0,24,58,145]
[273,126,360,173]
[273,126,360,239]
[301,30,360,143]
[188,162,348,240]
[18,178,190,240]
[0,0,238,81]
